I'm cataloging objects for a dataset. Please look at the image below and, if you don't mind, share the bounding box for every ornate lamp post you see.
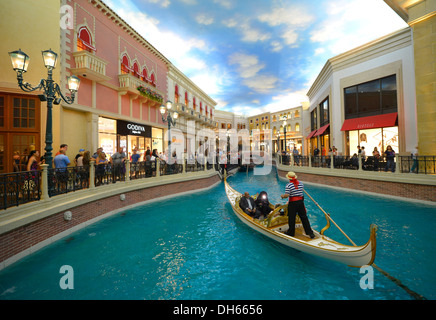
[159,101,178,165]
[9,49,80,168]
[283,120,287,154]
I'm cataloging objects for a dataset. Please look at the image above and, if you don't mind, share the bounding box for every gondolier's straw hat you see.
[286,171,297,180]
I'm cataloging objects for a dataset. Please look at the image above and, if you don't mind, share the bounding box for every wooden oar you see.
[303,189,355,243]
[303,188,427,300]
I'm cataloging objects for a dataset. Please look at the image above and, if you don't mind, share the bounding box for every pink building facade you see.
[62,0,171,158]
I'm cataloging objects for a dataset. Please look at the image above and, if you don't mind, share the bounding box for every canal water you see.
[1,168,435,300]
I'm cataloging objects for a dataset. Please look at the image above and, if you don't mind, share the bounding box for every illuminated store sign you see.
[117,120,151,137]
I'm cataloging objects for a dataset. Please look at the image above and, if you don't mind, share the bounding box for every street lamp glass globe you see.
[173,112,179,120]
[42,49,58,69]
[159,105,166,115]
[9,49,30,73]
[166,100,172,110]
[67,75,81,92]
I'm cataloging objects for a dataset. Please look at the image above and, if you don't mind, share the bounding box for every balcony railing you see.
[71,50,110,82]
[118,73,164,103]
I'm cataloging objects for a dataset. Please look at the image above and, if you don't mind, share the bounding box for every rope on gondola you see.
[304,189,427,301]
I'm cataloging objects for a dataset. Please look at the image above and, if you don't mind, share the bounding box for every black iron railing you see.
[280,154,436,174]
[0,170,41,210]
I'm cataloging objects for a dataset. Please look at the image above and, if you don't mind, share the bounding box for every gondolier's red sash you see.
[289,196,303,202]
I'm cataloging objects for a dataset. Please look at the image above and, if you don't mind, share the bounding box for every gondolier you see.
[281,172,315,239]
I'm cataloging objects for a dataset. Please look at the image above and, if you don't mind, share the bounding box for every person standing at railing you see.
[384,145,396,173]
[13,151,21,172]
[410,145,419,174]
[372,147,381,171]
[26,150,41,172]
[111,147,127,181]
[54,147,71,192]
[95,152,108,186]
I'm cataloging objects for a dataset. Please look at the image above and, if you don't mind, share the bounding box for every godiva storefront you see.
[98,117,163,160]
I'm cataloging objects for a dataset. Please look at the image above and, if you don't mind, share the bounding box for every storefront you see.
[98,117,163,160]
[341,112,399,156]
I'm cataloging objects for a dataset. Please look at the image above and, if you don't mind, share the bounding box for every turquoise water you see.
[1,168,435,300]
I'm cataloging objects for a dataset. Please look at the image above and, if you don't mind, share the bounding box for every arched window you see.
[77,26,95,52]
[121,55,131,74]
[193,97,197,109]
[150,73,156,87]
[132,61,140,78]
[175,85,179,103]
[185,92,189,106]
[142,68,148,82]
[200,102,203,114]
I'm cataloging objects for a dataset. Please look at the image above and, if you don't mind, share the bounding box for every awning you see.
[314,124,330,137]
[341,112,398,131]
[306,130,317,139]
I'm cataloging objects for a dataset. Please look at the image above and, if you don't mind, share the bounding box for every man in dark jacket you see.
[240,192,257,217]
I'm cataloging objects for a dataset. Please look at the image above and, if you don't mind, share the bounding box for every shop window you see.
[310,108,317,132]
[381,75,397,114]
[345,87,358,119]
[13,97,36,128]
[295,123,300,132]
[358,81,380,116]
[344,75,397,119]
[77,27,95,52]
[319,97,329,126]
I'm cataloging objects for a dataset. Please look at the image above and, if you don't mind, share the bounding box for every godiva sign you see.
[117,120,151,137]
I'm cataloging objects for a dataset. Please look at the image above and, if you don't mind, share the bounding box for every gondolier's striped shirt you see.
[285,182,304,198]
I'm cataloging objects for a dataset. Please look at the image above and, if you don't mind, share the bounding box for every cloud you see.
[258,6,314,28]
[243,75,278,94]
[213,0,233,9]
[281,29,299,46]
[310,0,407,55]
[222,17,271,43]
[228,53,279,94]
[189,65,233,96]
[196,13,214,25]
[228,53,265,79]
[259,90,309,114]
[112,6,207,67]
[143,0,171,8]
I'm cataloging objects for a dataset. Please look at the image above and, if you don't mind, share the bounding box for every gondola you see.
[224,178,377,267]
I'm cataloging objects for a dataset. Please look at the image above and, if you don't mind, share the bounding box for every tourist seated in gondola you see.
[255,191,274,220]
[239,192,257,217]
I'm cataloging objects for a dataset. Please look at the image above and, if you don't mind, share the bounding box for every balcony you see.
[118,73,164,106]
[71,51,111,82]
